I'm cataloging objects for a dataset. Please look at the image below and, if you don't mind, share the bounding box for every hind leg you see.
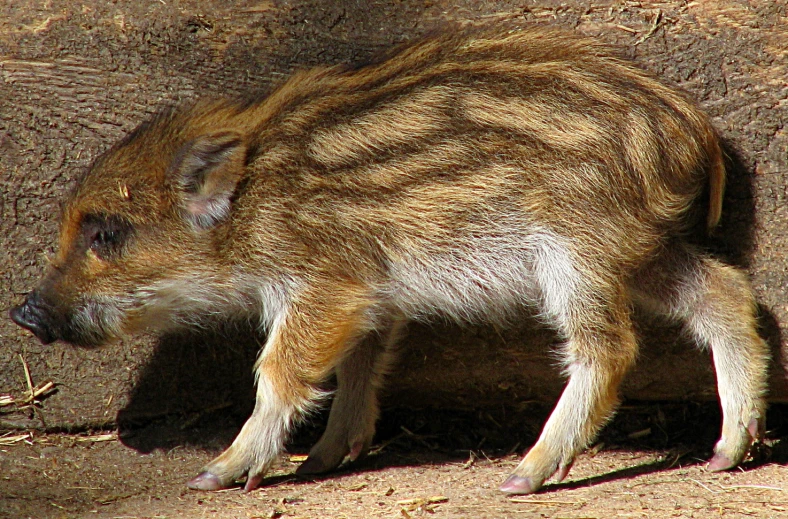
[297,319,405,475]
[501,296,639,494]
[631,243,769,470]
[502,235,640,494]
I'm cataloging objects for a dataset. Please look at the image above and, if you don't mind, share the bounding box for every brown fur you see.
[11,27,767,494]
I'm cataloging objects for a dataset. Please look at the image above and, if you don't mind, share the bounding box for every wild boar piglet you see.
[11,27,769,495]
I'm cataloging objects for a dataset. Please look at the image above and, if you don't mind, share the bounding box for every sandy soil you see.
[2,405,787,519]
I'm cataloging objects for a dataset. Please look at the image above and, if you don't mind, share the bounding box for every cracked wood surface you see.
[1,0,786,431]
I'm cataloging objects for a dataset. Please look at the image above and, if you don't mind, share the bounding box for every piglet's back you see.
[228,28,723,275]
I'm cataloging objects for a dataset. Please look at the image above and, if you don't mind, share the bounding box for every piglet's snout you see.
[10,291,60,345]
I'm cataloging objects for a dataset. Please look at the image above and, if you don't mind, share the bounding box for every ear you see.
[172,131,246,229]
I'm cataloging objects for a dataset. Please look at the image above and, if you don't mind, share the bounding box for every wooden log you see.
[1,0,786,431]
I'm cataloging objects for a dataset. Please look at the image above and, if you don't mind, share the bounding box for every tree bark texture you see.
[1,0,786,431]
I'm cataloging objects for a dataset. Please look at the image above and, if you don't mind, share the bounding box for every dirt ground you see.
[2,404,788,519]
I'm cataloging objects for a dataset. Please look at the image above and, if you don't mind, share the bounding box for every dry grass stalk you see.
[1,355,57,415]
[509,498,585,505]
[0,381,56,413]
[75,433,117,443]
[0,432,33,446]
[397,496,449,513]
[634,10,664,45]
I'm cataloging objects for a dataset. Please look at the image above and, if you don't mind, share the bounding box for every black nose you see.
[9,292,58,344]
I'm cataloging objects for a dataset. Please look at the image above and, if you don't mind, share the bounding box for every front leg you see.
[187,375,297,491]
[187,282,374,491]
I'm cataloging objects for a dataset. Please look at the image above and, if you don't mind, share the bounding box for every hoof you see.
[499,474,541,495]
[186,471,229,491]
[555,461,573,483]
[747,417,762,441]
[706,453,735,472]
[243,473,264,492]
[348,440,366,462]
[295,455,332,476]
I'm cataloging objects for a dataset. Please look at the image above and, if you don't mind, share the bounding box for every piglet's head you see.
[10,104,248,346]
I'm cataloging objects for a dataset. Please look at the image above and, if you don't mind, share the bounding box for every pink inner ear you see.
[186,198,212,218]
[184,192,232,229]
[175,131,245,229]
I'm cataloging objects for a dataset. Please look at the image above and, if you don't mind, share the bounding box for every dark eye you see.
[81,214,133,259]
[92,229,119,249]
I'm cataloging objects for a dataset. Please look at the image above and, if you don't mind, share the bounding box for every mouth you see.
[9,296,119,348]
